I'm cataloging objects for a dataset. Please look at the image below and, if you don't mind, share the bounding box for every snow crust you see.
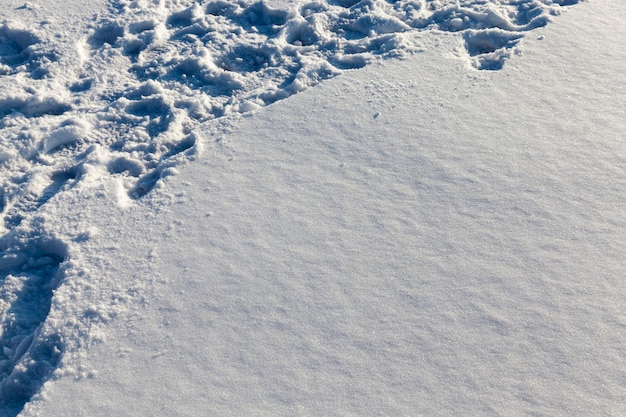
[3,0,626,415]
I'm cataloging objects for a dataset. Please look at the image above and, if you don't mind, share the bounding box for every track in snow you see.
[0,0,581,226]
[0,0,581,415]
[0,231,66,416]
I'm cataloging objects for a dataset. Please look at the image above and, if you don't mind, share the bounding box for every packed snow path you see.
[0,0,581,414]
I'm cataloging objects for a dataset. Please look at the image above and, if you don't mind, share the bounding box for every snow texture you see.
[25,3,626,413]
[0,0,608,415]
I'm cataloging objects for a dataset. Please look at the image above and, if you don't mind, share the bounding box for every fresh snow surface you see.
[1,0,625,415]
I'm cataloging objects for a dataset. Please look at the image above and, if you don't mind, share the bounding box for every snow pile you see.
[0,0,586,415]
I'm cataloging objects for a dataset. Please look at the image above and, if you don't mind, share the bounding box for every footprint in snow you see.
[0,22,57,78]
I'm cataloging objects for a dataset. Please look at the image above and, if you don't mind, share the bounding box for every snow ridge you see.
[0,0,581,415]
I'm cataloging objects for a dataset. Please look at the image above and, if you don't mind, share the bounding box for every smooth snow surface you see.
[2,0,626,415]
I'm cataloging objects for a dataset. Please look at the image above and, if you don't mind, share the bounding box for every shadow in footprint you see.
[88,20,124,48]
[0,24,39,67]
[124,96,173,138]
[0,96,71,120]
[0,235,67,417]
[463,29,522,70]
[0,23,58,79]
[3,168,77,230]
[218,45,274,73]
[128,134,196,200]
[129,169,161,200]
[215,1,289,36]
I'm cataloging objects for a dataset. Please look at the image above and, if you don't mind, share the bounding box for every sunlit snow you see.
[1,0,625,416]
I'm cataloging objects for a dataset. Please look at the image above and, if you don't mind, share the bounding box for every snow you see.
[0,0,625,416]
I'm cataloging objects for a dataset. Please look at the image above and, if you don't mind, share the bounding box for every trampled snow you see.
[1,0,625,416]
